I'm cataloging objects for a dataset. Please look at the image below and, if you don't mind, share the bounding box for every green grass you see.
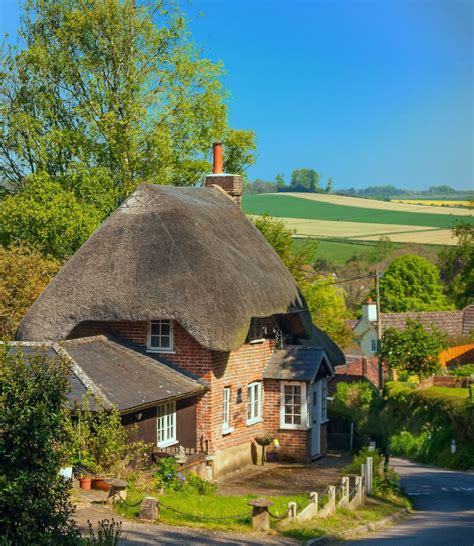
[115,489,308,532]
[420,386,471,402]
[281,501,403,542]
[243,194,473,229]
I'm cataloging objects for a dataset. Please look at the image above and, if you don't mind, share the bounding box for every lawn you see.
[419,386,471,403]
[115,489,308,532]
[243,194,473,229]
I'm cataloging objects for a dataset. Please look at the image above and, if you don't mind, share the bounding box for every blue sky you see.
[1,0,472,190]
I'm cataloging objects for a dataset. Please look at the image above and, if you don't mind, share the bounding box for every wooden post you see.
[288,501,297,519]
[248,499,273,531]
[139,497,158,521]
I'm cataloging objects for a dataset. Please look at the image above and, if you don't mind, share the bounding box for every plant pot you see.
[79,477,92,491]
[92,478,111,492]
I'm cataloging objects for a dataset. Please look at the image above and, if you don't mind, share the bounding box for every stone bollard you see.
[139,497,159,521]
[366,457,373,495]
[105,479,128,505]
[355,476,364,506]
[328,485,336,515]
[288,501,297,519]
[248,498,273,531]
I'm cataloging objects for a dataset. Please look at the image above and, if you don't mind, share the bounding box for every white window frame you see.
[246,382,262,425]
[147,320,174,353]
[222,387,234,434]
[321,378,328,421]
[371,339,377,353]
[157,401,177,448]
[280,382,307,430]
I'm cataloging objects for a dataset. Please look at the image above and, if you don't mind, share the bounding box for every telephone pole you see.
[374,270,383,389]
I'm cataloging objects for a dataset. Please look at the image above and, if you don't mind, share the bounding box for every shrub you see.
[449,364,474,377]
[153,457,183,492]
[65,396,150,476]
[184,472,217,496]
[84,519,122,546]
[0,344,79,544]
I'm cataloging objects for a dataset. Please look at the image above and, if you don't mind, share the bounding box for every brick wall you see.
[263,379,310,461]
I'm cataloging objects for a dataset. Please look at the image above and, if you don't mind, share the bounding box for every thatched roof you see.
[17,183,314,352]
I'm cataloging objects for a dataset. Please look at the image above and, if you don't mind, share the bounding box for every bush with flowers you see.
[153,457,216,495]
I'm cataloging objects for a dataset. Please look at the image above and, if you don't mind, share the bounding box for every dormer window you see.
[148,320,173,352]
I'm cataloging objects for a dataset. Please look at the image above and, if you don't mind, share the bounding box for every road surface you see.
[345,457,474,546]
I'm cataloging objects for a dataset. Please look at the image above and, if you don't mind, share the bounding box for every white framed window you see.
[321,379,328,421]
[246,382,262,425]
[148,320,173,352]
[280,382,307,430]
[222,387,234,434]
[371,339,378,353]
[157,401,177,447]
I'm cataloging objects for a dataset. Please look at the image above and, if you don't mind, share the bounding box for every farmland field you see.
[243,193,473,246]
[393,199,472,207]
[251,192,473,215]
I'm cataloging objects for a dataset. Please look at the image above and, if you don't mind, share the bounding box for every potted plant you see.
[79,475,92,490]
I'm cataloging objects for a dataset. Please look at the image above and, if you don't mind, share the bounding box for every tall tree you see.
[275,173,285,192]
[438,223,474,308]
[325,176,333,193]
[379,254,452,312]
[0,0,255,255]
[290,168,321,192]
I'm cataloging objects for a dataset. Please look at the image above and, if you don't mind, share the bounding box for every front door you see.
[310,381,321,457]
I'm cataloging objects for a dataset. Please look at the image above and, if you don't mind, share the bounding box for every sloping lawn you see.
[420,387,471,403]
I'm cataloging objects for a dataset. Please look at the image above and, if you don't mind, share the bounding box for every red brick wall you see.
[68,320,148,345]
[263,379,310,461]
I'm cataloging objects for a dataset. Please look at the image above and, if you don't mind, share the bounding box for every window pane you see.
[285,413,292,424]
[294,415,301,425]
[161,336,170,348]
[161,323,170,336]
[151,322,159,335]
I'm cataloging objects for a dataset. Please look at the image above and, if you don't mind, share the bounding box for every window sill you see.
[246,417,263,427]
[222,426,234,436]
[146,349,176,354]
[279,424,309,431]
[157,439,179,449]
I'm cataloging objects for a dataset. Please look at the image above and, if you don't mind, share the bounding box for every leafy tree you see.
[275,173,285,191]
[0,171,113,258]
[330,381,380,435]
[290,168,321,192]
[379,254,452,312]
[438,223,474,308]
[0,0,255,222]
[303,276,353,348]
[325,176,333,193]
[0,243,61,338]
[0,345,78,544]
[251,214,317,284]
[379,318,448,378]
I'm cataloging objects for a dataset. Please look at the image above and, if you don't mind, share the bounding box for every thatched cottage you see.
[16,146,344,477]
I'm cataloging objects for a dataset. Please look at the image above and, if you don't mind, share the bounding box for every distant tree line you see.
[245,169,333,194]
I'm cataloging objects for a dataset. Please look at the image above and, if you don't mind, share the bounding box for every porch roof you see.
[263,346,334,382]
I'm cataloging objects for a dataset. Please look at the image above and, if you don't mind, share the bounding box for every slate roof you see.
[16,183,313,351]
[349,305,474,338]
[6,337,204,412]
[263,347,334,382]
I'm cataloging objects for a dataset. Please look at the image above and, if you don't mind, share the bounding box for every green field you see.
[243,194,473,229]
[293,238,443,266]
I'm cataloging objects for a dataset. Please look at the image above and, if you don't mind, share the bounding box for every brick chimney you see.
[204,142,243,207]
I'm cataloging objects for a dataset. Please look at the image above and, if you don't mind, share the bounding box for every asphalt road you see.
[345,457,474,546]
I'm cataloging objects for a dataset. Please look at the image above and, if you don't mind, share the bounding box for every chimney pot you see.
[213,142,223,174]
